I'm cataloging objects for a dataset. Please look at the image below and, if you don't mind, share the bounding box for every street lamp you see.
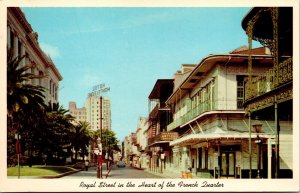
[253,119,263,179]
[96,137,103,178]
[15,133,21,179]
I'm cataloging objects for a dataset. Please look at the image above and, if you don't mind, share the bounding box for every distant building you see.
[136,117,149,169]
[136,117,149,152]
[7,7,63,104]
[68,102,87,124]
[85,95,111,131]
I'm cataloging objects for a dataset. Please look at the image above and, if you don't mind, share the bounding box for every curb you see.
[41,169,82,179]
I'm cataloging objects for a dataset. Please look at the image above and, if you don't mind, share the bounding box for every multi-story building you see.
[146,79,178,173]
[123,136,130,164]
[135,117,149,169]
[68,102,87,124]
[123,134,138,165]
[241,7,293,178]
[167,47,276,179]
[70,87,112,163]
[85,95,111,131]
[136,117,148,152]
[7,7,62,104]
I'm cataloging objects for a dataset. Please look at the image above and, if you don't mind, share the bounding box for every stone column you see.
[7,26,11,48]
[13,35,18,58]
[55,85,58,102]
[33,67,37,85]
[20,43,25,67]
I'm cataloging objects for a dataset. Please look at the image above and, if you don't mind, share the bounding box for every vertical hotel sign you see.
[88,84,110,97]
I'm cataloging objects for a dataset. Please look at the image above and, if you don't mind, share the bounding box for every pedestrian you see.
[85,159,89,171]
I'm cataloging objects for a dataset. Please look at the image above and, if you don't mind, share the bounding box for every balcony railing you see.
[167,101,214,131]
[245,58,292,101]
[149,102,170,119]
[148,132,178,145]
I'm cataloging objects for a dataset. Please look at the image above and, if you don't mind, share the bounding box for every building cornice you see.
[166,53,272,104]
[8,7,63,81]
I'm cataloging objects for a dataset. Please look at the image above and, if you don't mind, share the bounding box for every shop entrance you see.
[221,152,235,177]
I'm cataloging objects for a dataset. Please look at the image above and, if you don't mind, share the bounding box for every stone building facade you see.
[7,7,62,105]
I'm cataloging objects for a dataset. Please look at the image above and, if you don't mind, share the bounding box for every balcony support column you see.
[248,111,252,179]
[271,7,279,87]
[274,96,280,178]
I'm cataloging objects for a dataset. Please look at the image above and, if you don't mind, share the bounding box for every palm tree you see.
[42,102,74,164]
[7,49,46,166]
[71,121,92,163]
[7,49,45,131]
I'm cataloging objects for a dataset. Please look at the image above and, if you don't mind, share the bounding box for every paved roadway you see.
[61,164,165,179]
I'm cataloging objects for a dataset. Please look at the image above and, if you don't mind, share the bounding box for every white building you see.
[167,47,283,179]
[136,117,148,151]
[7,7,62,104]
[85,95,111,131]
[136,117,149,169]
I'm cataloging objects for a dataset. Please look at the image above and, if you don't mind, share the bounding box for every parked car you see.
[116,160,126,168]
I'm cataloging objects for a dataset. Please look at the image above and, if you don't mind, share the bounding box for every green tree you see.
[7,49,46,166]
[42,102,74,164]
[94,129,119,160]
[71,121,92,163]
[7,49,45,128]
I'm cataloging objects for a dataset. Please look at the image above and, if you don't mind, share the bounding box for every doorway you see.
[221,152,235,177]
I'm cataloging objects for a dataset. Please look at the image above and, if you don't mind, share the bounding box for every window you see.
[18,40,22,57]
[204,148,208,169]
[237,76,245,109]
[10,31,14,49]
[52,83,55,97]
[55,86,57,100]
[49,80,52,94]
[198,148,202,169]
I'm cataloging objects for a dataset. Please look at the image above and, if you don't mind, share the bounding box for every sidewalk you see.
[144,168,201,179]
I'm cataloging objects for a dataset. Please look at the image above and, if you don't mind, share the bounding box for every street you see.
[61,164,165,179]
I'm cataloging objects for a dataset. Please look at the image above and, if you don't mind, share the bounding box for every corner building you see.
[7,7,62,104]
[167,47,278,179]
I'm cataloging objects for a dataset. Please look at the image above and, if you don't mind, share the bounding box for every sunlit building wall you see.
[68,102,87,124]
[85,95,111,131]
[7,7,63,105]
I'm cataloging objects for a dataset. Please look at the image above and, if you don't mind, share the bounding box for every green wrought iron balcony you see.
[167,101,214,131]
[245,57,292,101]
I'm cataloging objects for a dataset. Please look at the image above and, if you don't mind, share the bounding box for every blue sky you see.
[21,7,260,141]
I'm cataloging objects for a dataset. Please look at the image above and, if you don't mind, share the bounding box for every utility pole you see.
[100,96,103,178]
[89,83,110,179]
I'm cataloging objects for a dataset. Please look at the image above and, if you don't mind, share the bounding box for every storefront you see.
[171,132,274,179]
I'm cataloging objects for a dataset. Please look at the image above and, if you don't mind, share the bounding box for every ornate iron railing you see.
[167,101,214,131]
[245,58,292,101]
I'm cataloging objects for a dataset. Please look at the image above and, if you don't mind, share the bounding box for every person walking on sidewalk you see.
[85,159,89,171]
